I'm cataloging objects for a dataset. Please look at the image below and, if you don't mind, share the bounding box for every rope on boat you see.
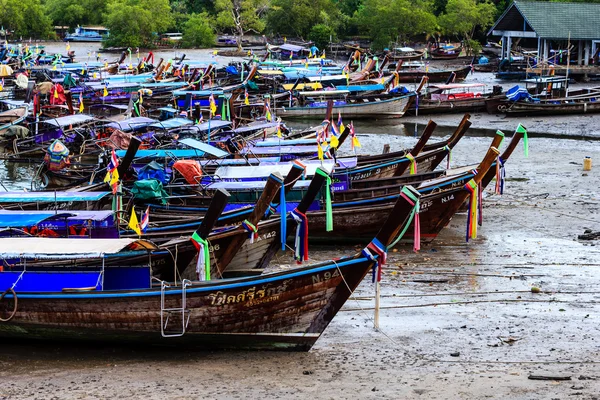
[331,259,399,347]
[0,288,17,322]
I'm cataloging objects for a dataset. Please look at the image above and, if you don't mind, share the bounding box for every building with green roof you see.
[488,1,600,66]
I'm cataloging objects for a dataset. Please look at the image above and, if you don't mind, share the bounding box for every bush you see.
[308,24,334,51]
[181,13,215,48]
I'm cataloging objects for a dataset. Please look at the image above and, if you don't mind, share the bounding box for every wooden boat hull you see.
[396,66,471,84]
[489,99,600,116]
[0,255,373,350]
[308,185,469,244]
[407,97,493,115]
[277,95,411,119]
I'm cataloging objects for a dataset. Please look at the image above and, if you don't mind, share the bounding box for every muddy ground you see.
[1,123,600,399]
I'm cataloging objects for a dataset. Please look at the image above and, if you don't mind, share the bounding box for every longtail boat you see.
[0,186,419,351]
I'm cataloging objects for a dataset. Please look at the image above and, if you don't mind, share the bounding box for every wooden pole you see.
[566,32,571,97]
[374,281,380,329]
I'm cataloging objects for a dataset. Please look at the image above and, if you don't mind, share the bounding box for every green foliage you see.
[309,24,334,50]
[356,0,438,50]
[438,0,495,39]
[170,0,215,14]
[181,13,216,48]
[267,0,343,39]
[45,0,108,29]
[103,0,173,47]
[215,0,268,48]
[0,0,53,38]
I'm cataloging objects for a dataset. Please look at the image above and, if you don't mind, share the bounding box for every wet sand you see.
[1,132,600,399]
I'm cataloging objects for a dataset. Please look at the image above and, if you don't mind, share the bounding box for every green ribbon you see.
[516,124,528,158]
[496,130,505,148]
[387,187,419,249]
[191,231,210,281]
[315,168,333,232]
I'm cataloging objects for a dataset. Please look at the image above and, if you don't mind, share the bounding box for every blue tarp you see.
[506,85,532,102]
[0,212,67,227]
[0,271,102,292]
[118,149,206,158]
[336,84,386,93]
[136,161,169,184]
[0,191,110,203]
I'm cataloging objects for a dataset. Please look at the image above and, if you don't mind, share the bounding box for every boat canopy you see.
[179,138,229,158]
[43,114,96,127]
[198,157,280,166]
[258,70,285,76]
[298,89,349,96]
[89,82,140,90]
[281,83,323,91]
[194,120,232,132]
[149,118,194,129]
[0,191,110,203]
[116,149,206,159]
[140,82,188,89]
[395,47,416,52]
[0,212,72,227]
[429,83,486,90]
[242,145,318,155]
[231,122,279,134]
[0,238,157,259]
[254,138,330,147]
[307,75,347,82]
[172,89,224,96]
[336,84,385,92]
[0,210,114,227]
[106,117,157,132]
[279,44,306,52]
[208,180,312,191]
[215,159,338,179]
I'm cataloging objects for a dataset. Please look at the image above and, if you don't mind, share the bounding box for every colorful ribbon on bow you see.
[279,178,287,250]
[444,145,452,169]
[290,208,309,263]
[496,130,505,148]
[241,220,258,243]
[362,238,387,283]
[398,187,421,252]
[516,124,528,157]
[191,232,210,281]
[495,156,505,195]
[315,168,333,231]
[406,153,417,175]
[464,179,482,242]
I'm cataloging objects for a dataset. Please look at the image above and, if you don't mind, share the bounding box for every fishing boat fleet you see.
[0,43,531,351]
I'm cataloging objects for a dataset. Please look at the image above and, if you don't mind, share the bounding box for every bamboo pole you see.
[566,31,571,97]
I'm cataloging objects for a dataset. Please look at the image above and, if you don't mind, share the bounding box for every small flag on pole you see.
[128,206,141,236]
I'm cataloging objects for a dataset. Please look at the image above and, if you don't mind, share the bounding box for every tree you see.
[45,0,108,29]
[215,0,268,50]
[181,13,216,47]
[309,24,334,50]
[438,0,496,55]
[103,0,173,47]
[267,0,343,39]
[356,0,438,50]
[0,0,53,39]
